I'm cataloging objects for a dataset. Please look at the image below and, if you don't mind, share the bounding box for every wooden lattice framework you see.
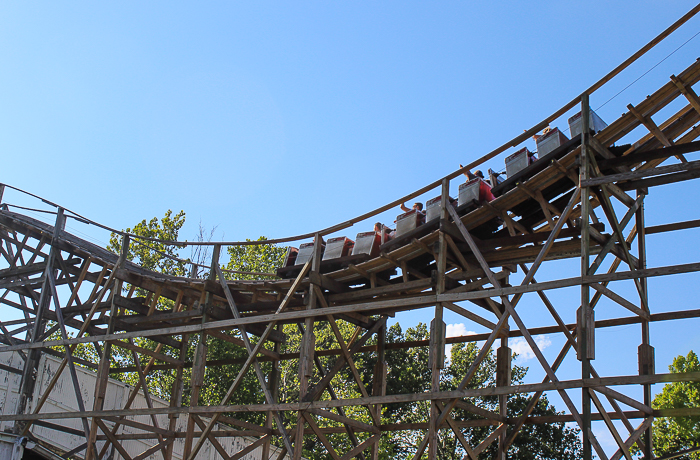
[2,5,700,460]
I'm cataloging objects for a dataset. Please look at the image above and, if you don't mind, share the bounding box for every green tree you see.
[368,324,581,460]
[102,210,189,398]
[108,209,187,277]
[99,212,582,459]
[224,236,286,280]
[650,351,700,459]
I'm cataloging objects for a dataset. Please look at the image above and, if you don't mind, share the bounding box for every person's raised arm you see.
[460,164,475,181]
[400,203,411,213]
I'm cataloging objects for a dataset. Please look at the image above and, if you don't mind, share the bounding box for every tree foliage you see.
[369,323,582,460]
[224,236,286,280]
[97,212,582,458]
[101,210,189,398]
[107,209,187,277]
[650,350,700,459]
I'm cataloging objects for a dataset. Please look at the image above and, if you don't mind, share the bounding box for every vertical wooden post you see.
[294,234,322,460]
[579,93,593,460]
[166,301,193,460]
[184,244,219,458]
[86,234,129,460]
[636,191,654,459]
[262,324,282,460]
[15,208,65,435]
[370,323,386,460]
[428,179,450,459]
[436,178,449,294]
[497,337,511,459]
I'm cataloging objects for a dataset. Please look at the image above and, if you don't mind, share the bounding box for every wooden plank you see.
[133,439,174,460]
[582,158,700,187]
[593,386,653,415]
[627,103,676,148]
[306,318,386,402]
[0,261,47,279]
[347,264,389,286]
[610,418,653,460]
[7,260,700,356]
[191,415,233,460]
[2,377,700,422]
[329,277,433,303]
[94,417,134,460]
[309,271,351,294]
[646,218,700,234]
[188,262,299,460]
[340,433,381,460]
[302,413,342,460]
[128,343,170,459]
[618,168,700,190]
[310,408,379,433]
[452,399,505,422]
[443,302,497,330]
[230,435,270,460]
[589,389,632,460]
[670,74,700,115]
[598,140,700,168]
[444,233,472,271]
[207,330,280,360]
[473,423,506,456]
[590,283,649,320]
[102,416,174,436]
[111,339,184,365]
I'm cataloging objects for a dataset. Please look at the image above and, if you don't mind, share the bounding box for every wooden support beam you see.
[627,103,674,148]
[340,433,381,460]
[590,283,649,319]
[230,435,270,460]
[618,167,700,190]
[309,271,350,294]
[610,418,653,460]
[582,158,700,187]
[599,140,700,169]
[443,302,497,330]
[302,413,342,460]
[670,74,700,116]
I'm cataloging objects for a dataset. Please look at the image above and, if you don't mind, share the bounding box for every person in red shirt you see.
[459,166,495,203]
[400,202,424,214]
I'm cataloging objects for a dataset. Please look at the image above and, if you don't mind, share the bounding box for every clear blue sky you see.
[2,1,700,453]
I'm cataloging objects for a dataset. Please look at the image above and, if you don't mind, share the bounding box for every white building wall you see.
[0,352,291,460]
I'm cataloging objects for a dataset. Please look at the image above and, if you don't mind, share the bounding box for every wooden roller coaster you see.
[2,4,700,460]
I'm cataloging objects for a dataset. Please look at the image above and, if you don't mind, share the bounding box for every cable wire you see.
[596,29,700,111]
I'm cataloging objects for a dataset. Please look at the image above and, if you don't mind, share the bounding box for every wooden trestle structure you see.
[3,6,700,460]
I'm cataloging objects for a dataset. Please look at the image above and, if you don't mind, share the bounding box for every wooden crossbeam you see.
[610,418,653,460]
[583,158,700,187]
[627,103,687,163]
[600,140,700,169]
[670,74,700,115]
[187,260,305,459]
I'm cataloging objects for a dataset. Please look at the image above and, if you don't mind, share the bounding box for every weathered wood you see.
[646,218,700,234]
[2,25,700,458]
[670,74,700,116]
[590,283,649,320]
[599,140,700,169]
[582,158,700,187]
[340,433,381,460]
[618,167,700,190]
[302,413,342,460]
[230,435,270,460]
[6,259,700,358]
[94,417,134,460]
[2,371,700,420]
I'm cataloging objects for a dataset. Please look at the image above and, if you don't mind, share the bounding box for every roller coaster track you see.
[2,5,700,460]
